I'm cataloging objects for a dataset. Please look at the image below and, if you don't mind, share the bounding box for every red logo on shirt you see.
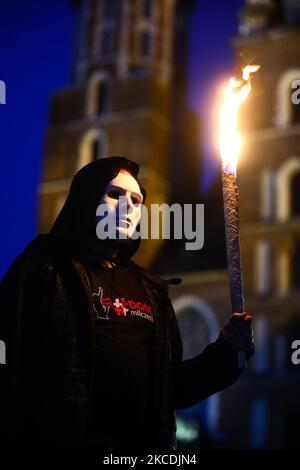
[92,286,154,322]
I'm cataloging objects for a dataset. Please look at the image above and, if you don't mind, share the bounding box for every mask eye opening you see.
[131,195,142,207]
[107,189,122,200]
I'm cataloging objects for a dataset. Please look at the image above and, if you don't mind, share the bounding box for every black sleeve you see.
[0,240,52,445]
[166,295,243,410]
[0,251,30,436]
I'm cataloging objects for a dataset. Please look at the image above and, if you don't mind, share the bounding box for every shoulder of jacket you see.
[22,234,55,274]
[129,262,182,322]
[1,235,55,286]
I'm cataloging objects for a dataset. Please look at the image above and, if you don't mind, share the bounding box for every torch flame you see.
[219,65,260,175]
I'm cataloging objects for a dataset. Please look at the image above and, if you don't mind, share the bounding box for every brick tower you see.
[230,0,300,448]
[38,0,196,267]
[168,0,300,450]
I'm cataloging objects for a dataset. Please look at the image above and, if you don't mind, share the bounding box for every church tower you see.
[38,0,196,267]
[169,0,300,450]
[233,0,300,448]
[234,0,300,304]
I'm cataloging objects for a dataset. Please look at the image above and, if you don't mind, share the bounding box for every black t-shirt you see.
[87,262,155,451]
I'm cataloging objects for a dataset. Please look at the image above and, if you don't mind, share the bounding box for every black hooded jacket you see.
[0,157,242,451]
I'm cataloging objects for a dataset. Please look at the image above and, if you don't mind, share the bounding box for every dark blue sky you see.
[0,0,244,277]
[188,0,245,188]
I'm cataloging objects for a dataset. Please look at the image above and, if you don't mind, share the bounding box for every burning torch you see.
[219,65,260,369]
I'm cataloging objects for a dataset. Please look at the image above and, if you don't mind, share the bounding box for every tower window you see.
[101,29,114,56]
[255,241,272,295]
[261,170,275,220]
[86,72,111,117]
[91,137,102,161]
[96,80,110,115]
[103,0,116,20]
[78,129,108,169]
[142,0,153,18]
[140,31,152,57]
[292,238,300,290]
[291,171,300,217]
[253,314,270,373]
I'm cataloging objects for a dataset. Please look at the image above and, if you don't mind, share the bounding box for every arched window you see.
[253,314,270,373]
[136,1,156,59]
[91,136,101,161]
[276,237,300,294]
[86,72,111,116]
[255,241,272,295]
[276,250,291,295]
[292,238,300,291]
[260,169,275,220]
[173,297,219,359]
[101,29,115,56]
[277,157,300,221]
[96,79,110,115]
[291,170,300,217]
[140,30,151,57]
[78,129,108,170]
[172,296,220,445]
[275,69,300,128]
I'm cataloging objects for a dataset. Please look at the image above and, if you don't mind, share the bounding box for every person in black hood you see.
[0,156,254,453]
[49,156,146,267]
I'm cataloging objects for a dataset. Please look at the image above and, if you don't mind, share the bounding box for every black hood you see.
[49,156,146,267]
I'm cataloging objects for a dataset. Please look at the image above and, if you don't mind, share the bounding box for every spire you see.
[238,0,281,37]
[71,0,180,84]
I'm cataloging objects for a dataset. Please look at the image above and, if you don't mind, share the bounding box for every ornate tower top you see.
[72,0,178,85]
[239,0,300,37]
[238,0,281,37]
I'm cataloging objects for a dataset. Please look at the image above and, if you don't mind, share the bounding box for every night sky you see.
[0,0,244,277]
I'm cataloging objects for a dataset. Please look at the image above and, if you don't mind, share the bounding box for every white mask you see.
[96,170,143,240]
